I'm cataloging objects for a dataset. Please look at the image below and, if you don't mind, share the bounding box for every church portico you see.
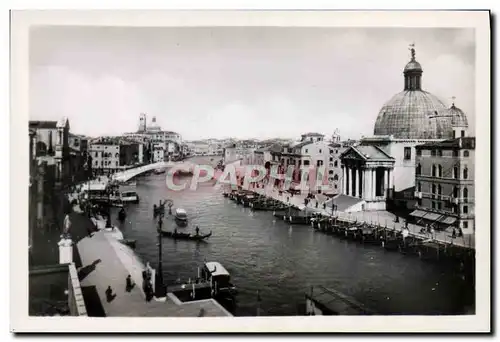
[340,145,395,211]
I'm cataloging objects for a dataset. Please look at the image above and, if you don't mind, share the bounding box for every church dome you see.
[447,103,469,127]
[373,46,453,140]
[404,60,422,72]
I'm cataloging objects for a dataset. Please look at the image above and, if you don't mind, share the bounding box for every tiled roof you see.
[29,121,57,129]
[301,132,324,137]
[415,137,475,150]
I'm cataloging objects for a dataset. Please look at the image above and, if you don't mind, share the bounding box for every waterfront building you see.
[339,46,470,211]
[223,144,256,165]
[89,139,141,175]
[29,118,71,188]
[413,136,475,235]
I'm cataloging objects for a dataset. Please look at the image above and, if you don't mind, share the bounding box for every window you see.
[453,150,459,157]
[453,131,456,139]
[404,147,411,160]
[461,130,465,137]
[416,163,421,175]
[305,149,308,153]
[438,165,443,177]
[463,150,469,157]
[431,149,436,157]
[335,150,338,154]
[437,202,442,210]
[432,164,437,177]
[463,221,468,229]
[463,187,468,202]
[116,161,119,166]
[432,184,436,194]
[329,157,333,162]
[463,205,468,214]
[304,160,310,166]
[329,149,333,154]
[431,201,436,209]
[334,161,338,167]
[329,170,334,175]
[454,166,459,179]
[319,149,322,154]
[463,167,468,179]
[334,184,338,189]
[437,150,442,157]
[438,185,442,196]
[416,149,422,156]
[417,182,422,192]
[116,153,119,158]
[417,198,422,206]
[453,186,459,198]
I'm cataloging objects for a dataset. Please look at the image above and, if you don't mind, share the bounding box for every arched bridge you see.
[111,155,223,183]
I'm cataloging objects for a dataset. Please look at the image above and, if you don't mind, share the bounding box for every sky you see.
[29,27,475,141]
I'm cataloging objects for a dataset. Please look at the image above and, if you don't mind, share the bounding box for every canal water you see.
[112,174,475,316]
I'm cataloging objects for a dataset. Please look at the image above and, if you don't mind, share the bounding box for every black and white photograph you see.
[10,10,491,333]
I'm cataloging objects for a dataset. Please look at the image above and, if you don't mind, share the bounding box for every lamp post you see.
[157,212,164,296]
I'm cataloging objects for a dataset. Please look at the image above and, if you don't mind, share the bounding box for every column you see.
[388,169,393,190]
[365,169,372,200]
[342,167,347,195]
[355,168,360,198]
[384,169,389,198]
[349,167,353,196]
[372,168,376,199]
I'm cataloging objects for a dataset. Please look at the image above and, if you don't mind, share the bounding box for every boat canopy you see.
[205,261,230,277]
[82,183,107,191]
[176,208,187,215]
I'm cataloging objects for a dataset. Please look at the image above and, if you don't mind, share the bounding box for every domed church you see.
[339,45,470,211]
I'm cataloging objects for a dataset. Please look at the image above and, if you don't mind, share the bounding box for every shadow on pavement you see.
[81,286,106,317]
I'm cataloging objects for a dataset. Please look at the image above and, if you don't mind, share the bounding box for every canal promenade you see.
[249,185,475,249]
[65,182,232,317]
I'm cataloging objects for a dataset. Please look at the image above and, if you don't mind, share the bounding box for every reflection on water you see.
[112,174,475,316]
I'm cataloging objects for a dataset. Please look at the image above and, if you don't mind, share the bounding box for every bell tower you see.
[138,113,147,132]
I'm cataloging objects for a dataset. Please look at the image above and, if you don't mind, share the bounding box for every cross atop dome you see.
[451,96,456,106]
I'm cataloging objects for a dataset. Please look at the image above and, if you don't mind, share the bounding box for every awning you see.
[409,210,426,218]
[409,210,441,221]
[439,216,457,225]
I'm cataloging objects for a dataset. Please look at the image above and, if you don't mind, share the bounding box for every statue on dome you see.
[409,43,416,60]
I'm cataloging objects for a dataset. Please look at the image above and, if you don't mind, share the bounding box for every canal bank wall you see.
[226,186,475,272]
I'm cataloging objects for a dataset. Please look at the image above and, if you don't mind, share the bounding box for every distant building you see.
[413,137,475,235]
[89,138,141,175]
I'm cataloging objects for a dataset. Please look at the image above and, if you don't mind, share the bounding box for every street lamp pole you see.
[157,210,164,295]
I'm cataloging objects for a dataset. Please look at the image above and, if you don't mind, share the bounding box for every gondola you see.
[160,230,212,241]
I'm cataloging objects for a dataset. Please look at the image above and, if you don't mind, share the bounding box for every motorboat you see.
[175,208,188,226]
[153,168,166,175]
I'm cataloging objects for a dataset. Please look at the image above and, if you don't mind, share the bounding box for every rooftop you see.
[301,132,325,137]
[415,137,476,150]
[29,120,58,129]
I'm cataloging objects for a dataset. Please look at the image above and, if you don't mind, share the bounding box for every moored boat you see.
[201,261,237,295]
[121,191,140,203]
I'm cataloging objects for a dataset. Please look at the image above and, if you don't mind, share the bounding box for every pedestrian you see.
[126,274,134,292]
[195,226,200,236]
[458,228,463,237]
[105,286,114,302]
[452,228,457,239]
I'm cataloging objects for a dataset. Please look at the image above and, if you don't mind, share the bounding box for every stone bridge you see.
[111,155,223,183]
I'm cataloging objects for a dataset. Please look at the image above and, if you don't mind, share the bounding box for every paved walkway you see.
[76,230,231,317]
[249,185,474,249]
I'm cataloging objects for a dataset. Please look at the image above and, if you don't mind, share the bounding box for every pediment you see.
[341,147,365,161]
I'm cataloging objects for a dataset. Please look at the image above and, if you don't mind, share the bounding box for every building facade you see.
[413,137,475,235]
